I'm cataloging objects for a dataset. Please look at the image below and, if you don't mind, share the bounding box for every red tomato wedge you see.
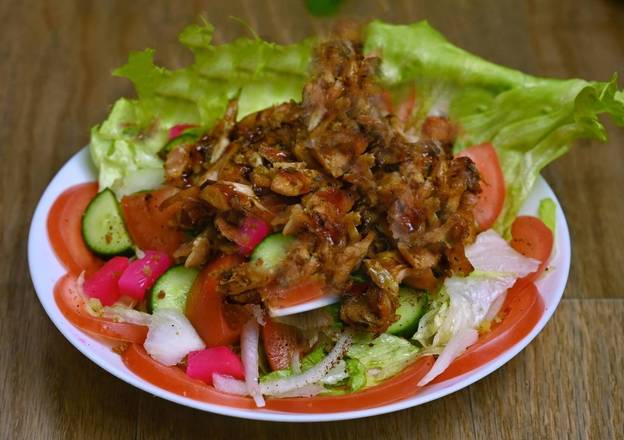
[457,143,506,230]
[262,319,300,371]
[510,216,554,284]
[54,274,148,343]
[122,343,434,412]
[185,255,248,347]
[431,282,544,383]
[47,182,103,276]
[121,188,186,256]
[266,278,327,309]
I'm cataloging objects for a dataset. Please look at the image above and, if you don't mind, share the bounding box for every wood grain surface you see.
[1,1,623,438]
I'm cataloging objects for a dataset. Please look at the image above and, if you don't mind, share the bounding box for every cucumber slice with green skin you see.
[160,131,201,156]
[149,266,199,313]
[250,233,296,271]
[387,287,427,337]
[81,188,134,257]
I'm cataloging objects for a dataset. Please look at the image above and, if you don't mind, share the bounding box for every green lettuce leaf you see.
[347,333,420,387]
[538,198,557,233]
[90,23,312,193]
[92,19,623,235]
[259,344,325,382]
[364,20,624,235]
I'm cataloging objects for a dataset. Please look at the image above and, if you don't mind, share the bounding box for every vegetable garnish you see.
[46,19,623,411]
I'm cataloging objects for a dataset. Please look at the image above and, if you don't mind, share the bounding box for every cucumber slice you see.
[250,233,295,271]
[81,188,133,256]
[150,266,199,313]
[387,287,427,337]
[160,131,201,156]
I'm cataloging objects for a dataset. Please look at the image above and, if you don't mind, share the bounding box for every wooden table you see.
[2,1,622,438]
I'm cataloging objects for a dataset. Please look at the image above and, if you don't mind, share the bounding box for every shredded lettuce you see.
[414,229,539,352]
[347,333,420,387]
[364,20,624,235]
[259,344,325,382]
[92,20,623,224]
[538,198,557,233]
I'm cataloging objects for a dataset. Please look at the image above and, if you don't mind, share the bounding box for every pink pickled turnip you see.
[186,346,245,385]
[168,124,197,140]
[237,217,271,255]
[118,250,172,300]
[83,256,129,306]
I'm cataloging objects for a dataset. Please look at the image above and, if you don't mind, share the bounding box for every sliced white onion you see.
[210,136,230,163]
[143,308,205,366]
[102,306,153,326]
[241,319,265,407]
[466,229,540,275]
[261,332,352,396]
[321,360,348,385]
[273,308,334,330]
[290,350,301,375]
[484,290,508,321]
[212,374,249,396]
[268,384,325,398]
[212,375,325,398]
[418,327,479,386]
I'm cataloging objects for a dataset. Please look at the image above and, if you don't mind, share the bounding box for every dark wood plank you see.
[527,0,624,299]
[469,300,624,439]
[1,0,623,439]
[135,384,476,440]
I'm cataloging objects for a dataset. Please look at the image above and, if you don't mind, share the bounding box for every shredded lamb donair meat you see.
[162,25,480,334]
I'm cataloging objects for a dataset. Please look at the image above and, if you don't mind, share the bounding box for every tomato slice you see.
[457,143,506,230]
[122,344,255,409]
[54,274,148,343]
[262,319,299,371]
[510,216,554,284]
[121,188,186,256]
[431,282,544,383]
[266,278,327,308]
[47,183,103,276]
[185,255,247,347]
[122,343,434,412]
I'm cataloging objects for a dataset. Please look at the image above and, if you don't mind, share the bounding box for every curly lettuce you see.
[91,19,623,232]
[364,20,624,234]
[90,23,312,193]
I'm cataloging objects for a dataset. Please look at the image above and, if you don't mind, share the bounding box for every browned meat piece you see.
[340,285,399,334]
[328,232,375,285]
[219,260,272,296]
[164,145,192,187]
[270,168,315,196]
[158,26,480,334]
[271,237,321,288]
[421,116,458,147]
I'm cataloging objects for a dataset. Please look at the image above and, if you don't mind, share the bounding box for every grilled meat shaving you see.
[162,27,480,333]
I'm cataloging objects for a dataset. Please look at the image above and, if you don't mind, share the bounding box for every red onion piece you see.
[118,250,172,300]
[83,257,129,306]
[168,124,197,140]
[186,347,245,385]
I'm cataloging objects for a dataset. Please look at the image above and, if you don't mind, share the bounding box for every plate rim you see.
[28,147,571,422]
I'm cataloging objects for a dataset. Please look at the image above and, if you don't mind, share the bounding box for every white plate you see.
[28,147,570,422]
